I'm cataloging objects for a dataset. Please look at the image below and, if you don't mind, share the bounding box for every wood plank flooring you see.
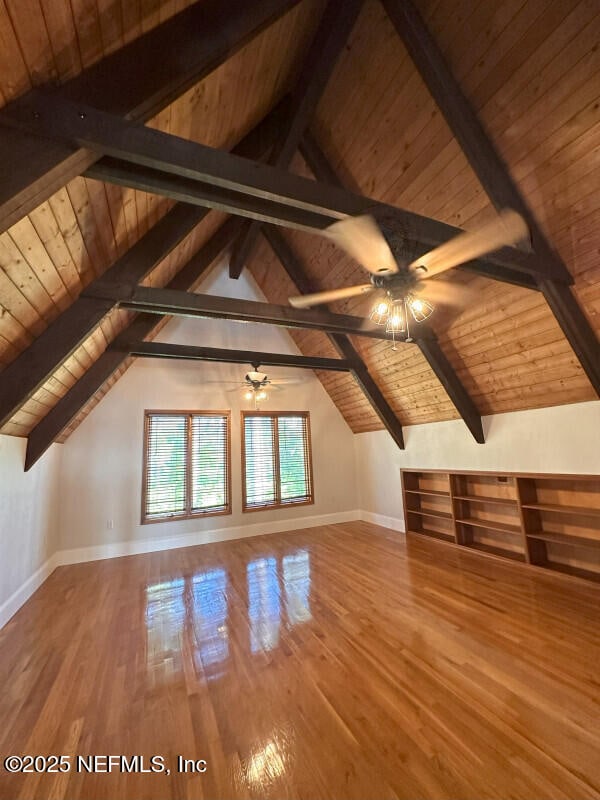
[0,521,599,799]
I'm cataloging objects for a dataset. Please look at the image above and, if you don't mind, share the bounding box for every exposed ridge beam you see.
[24,217,242,471]
[261,224,405,449]
[298,132,484,443]
[112,341,352,373]
[86,284,424,343]
[0,0,301,231]
[229,0,364,278]
[4,91,559,282]
[382,0,599,396]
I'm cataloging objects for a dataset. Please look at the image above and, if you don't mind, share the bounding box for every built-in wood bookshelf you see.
[401,469,600,583]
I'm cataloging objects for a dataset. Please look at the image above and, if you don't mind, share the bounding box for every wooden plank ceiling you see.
[0,0,598,443]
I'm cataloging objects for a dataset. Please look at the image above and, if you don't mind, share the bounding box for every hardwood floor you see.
[0,521,599,800]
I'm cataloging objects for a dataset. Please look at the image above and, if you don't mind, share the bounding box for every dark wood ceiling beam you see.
[229,0,364,278]
[4,91,559,282]
[0,0,301,232]
[381,0,568,281]
[297,133,484,442]
[416,340,484,443]
[260,224,405,449]
[24,217,242,471]
[298,132,538,292]
[382,0,599,396]
[538,281,600,393]
[86,284,422,342]
[112,341,352,373]
[7,107,281,436]
[0,203,209,430]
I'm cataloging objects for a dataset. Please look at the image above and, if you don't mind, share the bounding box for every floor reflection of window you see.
[146,577,185,675]
[192,568,229,678]
[248,557,281,653]
[283,550,312,625]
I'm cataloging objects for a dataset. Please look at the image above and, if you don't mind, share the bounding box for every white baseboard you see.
[2,509,392,630]
[0,553,59,630]
[56,509,362,567]
[359,509,405,533]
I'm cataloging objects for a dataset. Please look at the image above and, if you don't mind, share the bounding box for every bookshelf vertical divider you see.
[515,477,534,564]
[448,474,462,545]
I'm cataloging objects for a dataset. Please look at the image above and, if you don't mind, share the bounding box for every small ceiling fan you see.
[289,209,529,344]
[216,364,302,408]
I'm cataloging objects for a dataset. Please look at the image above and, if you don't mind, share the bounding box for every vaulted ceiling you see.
[0,0,598,466]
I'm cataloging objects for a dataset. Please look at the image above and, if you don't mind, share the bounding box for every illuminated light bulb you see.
[257,391,267,401]
[245,390,253,400]
[369,298,390,326]
[385,309,405,334]
[408,295,434,322]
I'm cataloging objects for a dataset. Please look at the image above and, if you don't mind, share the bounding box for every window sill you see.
[242,498,314,514]
[141,507,231,525]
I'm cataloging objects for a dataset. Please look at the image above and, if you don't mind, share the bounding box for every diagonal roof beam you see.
[2,105,282,433]
[382,0,599,396]
[298,132,484,443]
[0,0,301,232]
[0,204,209,430]
[260,224,405,449]
[229,0,364,279]
[24,217,242,471]
[3,90,560,283]
[298,132,538,291]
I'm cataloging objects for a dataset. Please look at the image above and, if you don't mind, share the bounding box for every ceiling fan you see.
[289,209,529,344]
[215,365,301,408]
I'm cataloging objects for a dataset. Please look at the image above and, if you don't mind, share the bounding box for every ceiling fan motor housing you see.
[246,370,269,387]
[372,269,421,302]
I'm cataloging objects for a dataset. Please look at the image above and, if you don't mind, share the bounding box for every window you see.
[142,411,231,523]
[242,412,313,511]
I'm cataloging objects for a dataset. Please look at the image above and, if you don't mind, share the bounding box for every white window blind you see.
[243,413,313,510]
[143,412,230,522]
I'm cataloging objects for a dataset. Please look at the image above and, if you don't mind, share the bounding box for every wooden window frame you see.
[142,409,232,524]
[241,410,314,513]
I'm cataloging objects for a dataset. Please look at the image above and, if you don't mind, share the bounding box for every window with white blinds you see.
[242,412,313,511]
[143,411,230,523]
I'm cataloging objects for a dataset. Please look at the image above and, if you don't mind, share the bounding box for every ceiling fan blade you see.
[415,277,474,309]
[322,215,398,275]
[289,284,374,309]
[409,209,529,278]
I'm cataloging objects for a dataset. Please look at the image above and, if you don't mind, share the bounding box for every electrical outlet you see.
[107,519,114,530]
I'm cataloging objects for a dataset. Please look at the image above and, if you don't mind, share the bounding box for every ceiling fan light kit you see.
[288,208,529,352]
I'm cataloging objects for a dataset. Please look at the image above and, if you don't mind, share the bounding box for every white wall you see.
[0,435,61,626]
[355,400,600,528]
[57,263,358,560]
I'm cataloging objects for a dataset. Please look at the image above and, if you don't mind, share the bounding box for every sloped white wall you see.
[57,261,358,558]
[355,400,600,529]
[0,436,61,626]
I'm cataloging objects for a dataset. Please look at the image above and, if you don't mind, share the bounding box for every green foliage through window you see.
[144,412,230,522]
[243,413,312,510]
